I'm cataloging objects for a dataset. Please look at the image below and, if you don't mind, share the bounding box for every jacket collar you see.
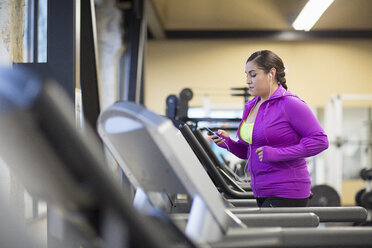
[268,84,287,100]
[245,84,288,108]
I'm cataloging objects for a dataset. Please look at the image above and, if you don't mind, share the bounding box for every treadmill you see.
[178,123,368,223]
[98,104,325,228]
[0,67,194,248]
[97,100,372,247]
[177,122,255,199]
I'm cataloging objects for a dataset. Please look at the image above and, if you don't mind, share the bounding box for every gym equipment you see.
[179,123,367,222]
[325,94,372,196]
[361,191,372,209]
[168,87,251,121]
[177,122,254,199]
[308,184,341,207]
[360,168,372,181]
[165,88,241,125]
[178,88,193,121]
[356,168,372,209]
[98,101,320,231]
[356,188,366,207]
[229,206,367,223]
[98,100,372,247]
[355,168,372,225]
[177,122,368,223]
[0,68,182,248]
[191,126,251,190]
[165,94,178,120]
[231,87,251,103]
[0,193,39,247]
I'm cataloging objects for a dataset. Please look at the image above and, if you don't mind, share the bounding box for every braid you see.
[276,70,287,90]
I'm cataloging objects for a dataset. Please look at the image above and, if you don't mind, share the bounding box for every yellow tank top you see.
[240,121,254,144]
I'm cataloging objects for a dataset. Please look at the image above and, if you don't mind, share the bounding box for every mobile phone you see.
[204,127,219,137]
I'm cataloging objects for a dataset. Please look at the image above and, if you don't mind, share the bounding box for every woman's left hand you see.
[256,147,263,162]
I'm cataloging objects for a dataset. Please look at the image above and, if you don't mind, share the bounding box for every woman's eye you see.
[251,74,256,78]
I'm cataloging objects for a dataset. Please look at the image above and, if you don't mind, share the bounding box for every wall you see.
[146,39,372,115]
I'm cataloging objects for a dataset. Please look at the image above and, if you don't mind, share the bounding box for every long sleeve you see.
[262,97,329,162]
[217,135,250,160]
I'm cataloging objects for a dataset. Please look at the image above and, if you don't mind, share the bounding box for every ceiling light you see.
[292,0,334,31]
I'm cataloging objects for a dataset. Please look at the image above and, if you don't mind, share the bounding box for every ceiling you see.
[147,0,372,39]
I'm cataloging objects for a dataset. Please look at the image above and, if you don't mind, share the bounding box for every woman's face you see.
[245,61,271,98]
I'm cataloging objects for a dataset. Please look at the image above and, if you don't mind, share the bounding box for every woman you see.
[210,50,328,207]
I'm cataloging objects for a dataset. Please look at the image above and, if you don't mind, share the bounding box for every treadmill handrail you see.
[217,167,246,192]
[179,124,254,199]
[229,206,368,223]
[193,128,252,191]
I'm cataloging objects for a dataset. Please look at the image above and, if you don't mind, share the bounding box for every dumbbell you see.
[355,168,372,210]
[360,168,372,181]
[360,191,372,209]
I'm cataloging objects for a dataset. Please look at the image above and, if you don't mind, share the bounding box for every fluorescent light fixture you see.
[292,0,334,31]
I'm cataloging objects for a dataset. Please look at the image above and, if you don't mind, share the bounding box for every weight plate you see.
[360,191,372,209]
[355,188,366,207]
[308,185,341,207]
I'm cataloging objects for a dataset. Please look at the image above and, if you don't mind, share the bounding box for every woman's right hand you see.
[209,129,229,145]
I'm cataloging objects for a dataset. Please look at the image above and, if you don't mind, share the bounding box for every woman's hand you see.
[208,129,229,145]
[256,147,263,162]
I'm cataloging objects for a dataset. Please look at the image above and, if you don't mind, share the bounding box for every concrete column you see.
[0,0,11,65]
[95,0,124,110]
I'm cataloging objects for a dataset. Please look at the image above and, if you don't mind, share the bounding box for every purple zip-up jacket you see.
[218,85,329,198]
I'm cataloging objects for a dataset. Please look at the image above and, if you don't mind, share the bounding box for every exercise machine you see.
[98,99,372,247]
[0,67,190,248]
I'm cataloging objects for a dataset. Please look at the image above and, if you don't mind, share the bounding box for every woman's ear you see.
[269,68,276,81]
